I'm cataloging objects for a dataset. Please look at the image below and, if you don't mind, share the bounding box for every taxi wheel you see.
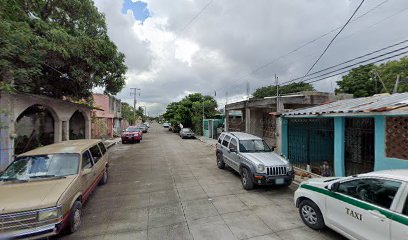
[68,201,82,234]
[241,168,254,190]
[216,153,225,169]
[299,199,325,230]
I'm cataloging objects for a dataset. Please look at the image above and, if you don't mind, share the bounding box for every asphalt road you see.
[63,123,345,240]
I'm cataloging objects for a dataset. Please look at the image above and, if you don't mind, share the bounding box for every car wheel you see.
[216,153,225,169]
[99,167,108,185]
[241,168,254,190]
[121,140,125,144]
[68,201,82,234]
[136,140,140,143]
[299,199,325,230]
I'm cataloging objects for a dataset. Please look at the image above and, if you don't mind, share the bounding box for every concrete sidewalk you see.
[197,136,217,149]
[103,138,121,149]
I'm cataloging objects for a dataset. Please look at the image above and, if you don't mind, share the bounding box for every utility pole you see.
[275,74,279,112]
[393,75,400,94]
[130,88,140,125]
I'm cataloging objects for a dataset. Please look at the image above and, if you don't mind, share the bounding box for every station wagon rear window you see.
[0,154,80,181]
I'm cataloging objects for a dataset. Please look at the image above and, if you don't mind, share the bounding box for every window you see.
[82,150,93,169]
[98,142,107,155]
[229,139,238,151]
[403,196,408,216]
[89,145,102,163]
[386,117,408,160]
[337,178,401,209]
[218,134,225,144]
[239,140,271,153]
[222,135,231,147]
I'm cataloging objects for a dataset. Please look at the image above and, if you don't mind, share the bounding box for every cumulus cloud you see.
[94,0,408,116]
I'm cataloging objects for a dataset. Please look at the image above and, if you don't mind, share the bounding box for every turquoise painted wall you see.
[334,117,345,177]
[374,115,408,170]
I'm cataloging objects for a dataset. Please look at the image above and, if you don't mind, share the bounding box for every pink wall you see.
[92,94,114,118]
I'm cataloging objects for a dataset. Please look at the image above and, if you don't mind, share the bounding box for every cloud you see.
[94,0,408,116]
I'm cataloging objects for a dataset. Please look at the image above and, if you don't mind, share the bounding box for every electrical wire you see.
[283,39,408,84]
[301,0,365,79]
[179,0,214,33]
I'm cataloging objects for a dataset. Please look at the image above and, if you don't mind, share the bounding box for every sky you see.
[93,0,408,116]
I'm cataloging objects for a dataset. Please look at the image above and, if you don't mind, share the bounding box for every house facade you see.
[281,93,408,177]
[0,91,92,170]
[92,94,123,138]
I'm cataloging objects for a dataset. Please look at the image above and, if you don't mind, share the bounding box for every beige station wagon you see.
[0,139,109,239]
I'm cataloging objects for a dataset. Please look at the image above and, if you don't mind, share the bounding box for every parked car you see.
[180,128,195,139]
[294,169,408,240]
[216,132,294,190]
[139,124,148,133]
[121,126,142,143]
[163,122,170,128]
[172,124,181,133]
[144,122,150,128]
[0,140,109,239]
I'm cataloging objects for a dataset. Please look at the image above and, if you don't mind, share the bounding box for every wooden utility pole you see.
[130,88,140,125]
[275,74,279,112]
[393,74,400,94]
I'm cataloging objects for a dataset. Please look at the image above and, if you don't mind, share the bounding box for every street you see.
[63,124,345,240]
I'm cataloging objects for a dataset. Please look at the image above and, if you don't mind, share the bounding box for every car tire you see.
[216,153,225,169]
[121,140,125,144]
[136,140,140,143]
[241,168,254,190]
[299,199,325,230]
[99,167,109,185]
[68,201,82,234]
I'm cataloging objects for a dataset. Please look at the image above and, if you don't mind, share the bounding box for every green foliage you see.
[336,57,408,97]
[0,0,127,100]
[121,102,144,125]
[163,93,218,135]
[253,82,315,98]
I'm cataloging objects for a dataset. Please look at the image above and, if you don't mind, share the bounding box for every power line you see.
[179,0,214,33]
[296,50,408,85]
[301,0,365,79]
[284,39,408,85]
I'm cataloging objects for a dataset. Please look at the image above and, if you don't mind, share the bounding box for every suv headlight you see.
[256,164,265,173]
[38,208,60,221]
[287,163,293,172]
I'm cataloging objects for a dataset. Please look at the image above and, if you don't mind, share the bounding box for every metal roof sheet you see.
[282,93,408,116]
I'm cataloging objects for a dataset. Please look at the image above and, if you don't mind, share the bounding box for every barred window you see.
[386,117,408,160]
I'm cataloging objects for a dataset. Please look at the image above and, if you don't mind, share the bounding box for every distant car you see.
[0,140,109,239]
[163,122,170,128]
[138,124,148,133]
[294,170,408,240]
[180,128,195,139]
[144,122,150,128]
[121,126,142,143]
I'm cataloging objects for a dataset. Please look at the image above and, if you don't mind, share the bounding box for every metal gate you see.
[345,118,375,176]
[287,118,334,175]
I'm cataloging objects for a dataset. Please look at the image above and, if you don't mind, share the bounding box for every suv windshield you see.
[239,140,271,153]
[0,154,80,181]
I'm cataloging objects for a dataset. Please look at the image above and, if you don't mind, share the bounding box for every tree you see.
[0,0,127,100]
[163,93,218,135]
[121,102,144,125]
[253,82,315,98]
[336,57,408,97]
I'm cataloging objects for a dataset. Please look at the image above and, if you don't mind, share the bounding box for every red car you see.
[121,126,142,144]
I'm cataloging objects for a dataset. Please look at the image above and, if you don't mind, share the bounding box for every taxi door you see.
[390,184,408,240]
[326,178,400,240]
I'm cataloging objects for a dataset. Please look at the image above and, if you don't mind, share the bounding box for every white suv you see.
[216,132,294,190]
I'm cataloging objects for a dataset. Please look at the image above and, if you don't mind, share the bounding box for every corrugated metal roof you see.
[282,93,408,116]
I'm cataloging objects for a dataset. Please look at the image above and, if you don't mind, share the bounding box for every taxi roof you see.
[18,139,102,156]
[360,169,408,182]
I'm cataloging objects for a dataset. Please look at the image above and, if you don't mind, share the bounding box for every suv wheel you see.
[68,201,82,234]
[216,153,225,169]
[299,199,325,230]
[241,168,254,190]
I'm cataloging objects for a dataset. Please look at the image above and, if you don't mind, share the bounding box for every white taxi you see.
[294,169,408,240]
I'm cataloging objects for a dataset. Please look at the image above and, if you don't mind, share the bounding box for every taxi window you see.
[82,150,93,169]
[98,142,107,155]
[337,178,401,209]
[89,145,102,163]
[403,196,408,216]
[222,135,231,147]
